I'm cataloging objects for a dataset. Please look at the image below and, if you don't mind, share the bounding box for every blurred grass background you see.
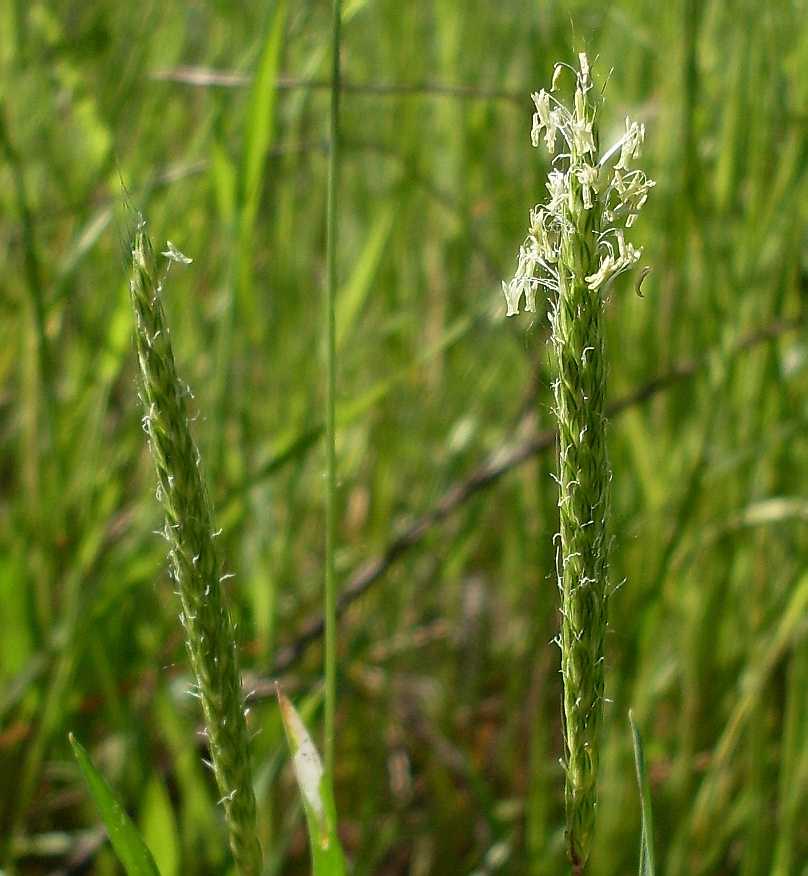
[1,1,807,874]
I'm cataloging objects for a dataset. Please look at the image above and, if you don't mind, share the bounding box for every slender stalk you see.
[502,54,653,873]
[324,0,342,781]
[129,224,262,876]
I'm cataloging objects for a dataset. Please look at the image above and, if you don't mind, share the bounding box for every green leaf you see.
[629,711,656,876]
[276,685,347,876]
[239,0,287,213]
[236,0,287,335]
[69,734,162,876]
[336,203,396,350]
[140,776,179,876]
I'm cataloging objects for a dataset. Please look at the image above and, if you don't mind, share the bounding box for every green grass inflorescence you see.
[129,221,263,876]
[503,53,654,873]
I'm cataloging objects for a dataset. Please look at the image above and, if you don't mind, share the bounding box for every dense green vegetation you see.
[1,1,806,874]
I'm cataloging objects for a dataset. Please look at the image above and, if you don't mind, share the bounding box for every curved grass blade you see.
[236,0,287,332]
[629,711,656,876]
[336,202,396,350]
[275,685,346,876]
[69,734,162,876]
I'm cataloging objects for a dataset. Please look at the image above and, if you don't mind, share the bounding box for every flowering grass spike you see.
[503,54,653,873]
[129,220,262,876]
[503,55,654,317]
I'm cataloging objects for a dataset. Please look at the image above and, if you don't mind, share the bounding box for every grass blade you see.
[336,202,396,350]
[69,734,162,876]
[629,711,656,876]
[237,0,287,330]
[275,685,346,876]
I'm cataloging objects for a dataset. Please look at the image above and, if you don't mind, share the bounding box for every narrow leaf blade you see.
[336,203,396,349]
[275,685,347,876]
[629,711,656,876]
[69,733,162,876]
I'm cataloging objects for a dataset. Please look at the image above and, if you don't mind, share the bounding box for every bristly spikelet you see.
[129,219,262,876]
[502,55,654,318]
[502,55,653,873]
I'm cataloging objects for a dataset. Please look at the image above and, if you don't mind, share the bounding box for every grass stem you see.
[324,0,342,783]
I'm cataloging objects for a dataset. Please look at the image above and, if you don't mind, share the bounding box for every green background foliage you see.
[1,1,806,874]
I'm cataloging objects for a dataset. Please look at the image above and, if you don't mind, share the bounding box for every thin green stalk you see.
[324,0,342,783]
[129,224,262,876]
[503,54,653,874]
